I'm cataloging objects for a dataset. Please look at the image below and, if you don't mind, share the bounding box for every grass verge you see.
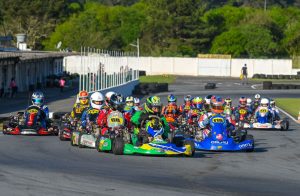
[139,75,176,84]
[275,98,300,119]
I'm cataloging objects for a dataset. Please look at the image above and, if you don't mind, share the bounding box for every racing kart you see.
[58,113,80,141]
[2,105,59,136]
[97,115,194,156]
[244,107,289,131]
[187,114,254,152]
[71,120,100,148]
[95,110,131,154]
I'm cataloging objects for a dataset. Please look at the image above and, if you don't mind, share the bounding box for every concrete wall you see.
[98,80,139,98]
[64,56,295,77]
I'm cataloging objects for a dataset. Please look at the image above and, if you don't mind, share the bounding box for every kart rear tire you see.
[59,130,66,141]
[184,140,195,157]
[70,132,75,146]
[280,120,289,131]
[112,137,124,155]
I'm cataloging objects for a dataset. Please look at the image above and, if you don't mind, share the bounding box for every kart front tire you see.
[112,137,124,155]
[70,132,75,146]
[184,140,195,157]
[280,120,289,131]
[95,136,101,152]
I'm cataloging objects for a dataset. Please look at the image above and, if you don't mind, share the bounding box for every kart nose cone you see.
[216,134,223,141]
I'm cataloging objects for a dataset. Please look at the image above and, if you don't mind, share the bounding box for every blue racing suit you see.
[81,107,101,128]
[24,105,49,129]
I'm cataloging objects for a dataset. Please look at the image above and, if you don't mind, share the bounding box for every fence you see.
[78,47,139,93]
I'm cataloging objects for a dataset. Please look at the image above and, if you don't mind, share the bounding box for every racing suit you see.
[234,106,252,123]
[24,105,49,129]
[179,103,192,118]
[254,106,273,123]
[81,107,102,129]
[162,104,180,122]
[131,111,170,145]
[71,103,89,119]
[198,113,234,139]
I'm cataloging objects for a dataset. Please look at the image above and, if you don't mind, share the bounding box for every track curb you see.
[276,106,300,124]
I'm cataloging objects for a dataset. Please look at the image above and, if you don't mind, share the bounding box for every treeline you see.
[1,0,300,58]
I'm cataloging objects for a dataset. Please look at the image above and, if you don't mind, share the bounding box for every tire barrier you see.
[132,82,169,95]
[253,73,300,80]
[263,81,300,90]
[139,71,146,76]
[204,83,216,90]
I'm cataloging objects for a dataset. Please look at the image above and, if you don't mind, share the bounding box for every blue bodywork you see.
[193,114,254,151]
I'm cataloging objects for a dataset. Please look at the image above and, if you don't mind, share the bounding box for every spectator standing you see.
[59,77,66,92]
[10,77,18,98]
[241,64,248,85]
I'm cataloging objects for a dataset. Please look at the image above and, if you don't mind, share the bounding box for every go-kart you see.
[95,111,131,154]
[101,115,194,156]
[3,105,59,136]
[71,120,100,148]
[188,114,254,152]
[244,107,289,131]
[58,113,80,141]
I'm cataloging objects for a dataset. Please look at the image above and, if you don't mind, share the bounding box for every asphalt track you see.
[1,76,300,196]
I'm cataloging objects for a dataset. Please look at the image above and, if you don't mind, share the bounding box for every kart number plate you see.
[27,109,38,114]
[239,109,246,114]
[212,117,224,123]
[260,109,268,113]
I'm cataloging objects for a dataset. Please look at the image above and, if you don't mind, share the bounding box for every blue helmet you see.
[32,91,44,106]
[167,94,177,103]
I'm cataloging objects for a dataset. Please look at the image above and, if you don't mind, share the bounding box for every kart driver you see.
[70,90,89,119]
[254,98,273,122]
[162,94,180,121]
[270,99,280,121]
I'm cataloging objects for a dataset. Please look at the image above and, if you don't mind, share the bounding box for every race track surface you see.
[1,76,300,196]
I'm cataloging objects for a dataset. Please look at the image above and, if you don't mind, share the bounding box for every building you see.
[0,51,69,92]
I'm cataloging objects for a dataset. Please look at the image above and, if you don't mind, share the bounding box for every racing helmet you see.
[78,90,89,105]
[270,99,275,107]
[145,96,162,115]
[192,97,204,110]
[125,96,134,107]
[90,92,104,110]
[224,98,232,107]
[184,95,192,104]
[210,96,225,114]
[32,91,45,106]
[167,94,177,105]
[205,95,213,105]
[239,97,247,107]
[260,98,269,107]
[105,91,116,102]
[110,94,125,110]
[246,98,252,106]
[254,94,261,101]
[134,97,140,106]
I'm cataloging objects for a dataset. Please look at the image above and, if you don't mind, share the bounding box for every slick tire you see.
[280,120,289,131]
[59,130,66,141]
[95,136,101,152]
[112,137,124,155]
[70,132,75,146]
[184,140,195,157]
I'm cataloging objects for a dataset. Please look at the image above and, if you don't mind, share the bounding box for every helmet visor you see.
[92,100,103,105]
[32,98,43,105]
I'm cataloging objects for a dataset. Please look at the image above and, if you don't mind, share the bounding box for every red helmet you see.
[210,96,225,113]
[78,90,89,105]
[239,97,247,107]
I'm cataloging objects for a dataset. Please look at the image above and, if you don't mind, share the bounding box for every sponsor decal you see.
[212,117,224,123]
[239,109,246,114]
[211,140,228,144]
[239,143,253,148]
[260,108,268,113]
[88,109,99,114]
[217,146,223,150]
[27,109,38,114]
[75,108,83,113]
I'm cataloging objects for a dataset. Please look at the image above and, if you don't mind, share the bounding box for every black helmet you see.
[109,94,124,110]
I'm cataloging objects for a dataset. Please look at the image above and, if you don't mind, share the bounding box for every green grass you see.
[139,75,176,84]
[250,78,300,84]
[275,98,300,119]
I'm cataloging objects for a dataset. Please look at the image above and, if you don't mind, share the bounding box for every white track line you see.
[276,106,300,124]
[251,84,262,89]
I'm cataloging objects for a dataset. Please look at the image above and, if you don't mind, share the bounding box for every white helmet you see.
[134,97,140,105]
[260,98,269,107]
[105,91,115,101]
[246,98,252,106]
[90,92,104,110]
[270,99,275,107]
[205,95,213,104]
[254,94,261,100]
